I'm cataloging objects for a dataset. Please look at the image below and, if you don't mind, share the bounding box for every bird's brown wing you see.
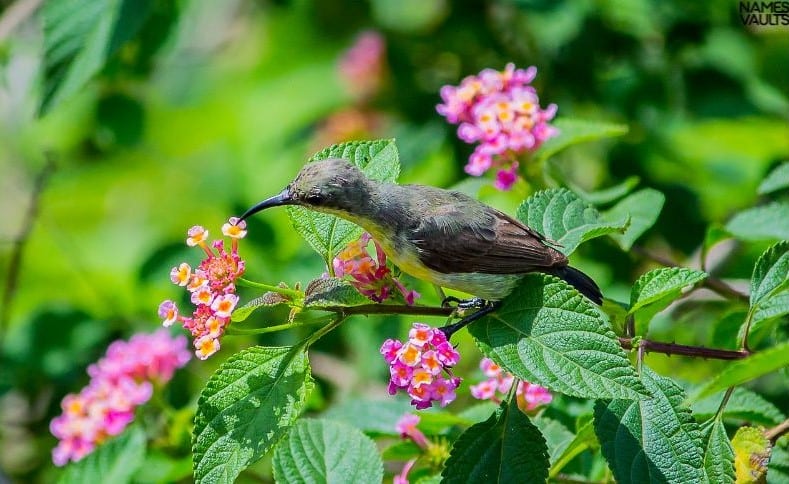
[409,200,567,274]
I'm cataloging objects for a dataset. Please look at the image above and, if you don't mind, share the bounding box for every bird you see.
[238,158,603,318]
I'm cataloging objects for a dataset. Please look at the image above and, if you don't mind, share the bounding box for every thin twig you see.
[632,245,749,303]
[0,154,56,342]
[619,337,750,360]
[765,418,789,444]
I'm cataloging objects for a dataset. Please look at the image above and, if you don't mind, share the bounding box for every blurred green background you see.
[1,0,787,481]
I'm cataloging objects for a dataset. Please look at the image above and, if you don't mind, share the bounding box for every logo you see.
[739,2,789,27]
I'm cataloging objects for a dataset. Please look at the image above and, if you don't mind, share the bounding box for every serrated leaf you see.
[758,162,789,195]
[287,139,400,264]
[534,118,629,165]
[322,398,413,435]
[441,398,549,484]
[751,292,789,333]
[272,419,382,484]
[751,241,789,308]
[605,188,665,250]
[575,176,641,206]
[303,278,370,308]
[57,426,146,484]
[231,293,290,322]
[41,0,151,114]
[470,274,648,400]
[548,419,598,479]
[769,443,789,484]
[192,346,313,484]
[594,366,705,484]
[726,203,789,242]
[700,418,736,484]
[691,342,789,402]
[732,426,771,483]
[516,188,629,255]
[628,267,707,331]
[533,415,575,466]
[692,387,786,427]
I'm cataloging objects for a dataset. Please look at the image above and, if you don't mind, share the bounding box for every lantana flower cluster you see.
[436,63,558,190]
[333,233,420,304]
[470,357,553,412]
[158,218,247,360]
[380,323,461,409]
[50,330,190,466]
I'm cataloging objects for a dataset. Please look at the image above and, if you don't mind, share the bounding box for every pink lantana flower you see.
[436,63,558,190]
[381,323,461,410]
[158,217,246,359]
[469,357,553,412]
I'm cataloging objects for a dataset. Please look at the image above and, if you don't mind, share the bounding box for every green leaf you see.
[533,415,575,466]
[441,398,549,483]
[691,387,786,427]
[57,426,146,484]
[691,342,789,402]
[322,398,413,435]
[751,241,789,308]
[627,267,707,331]
[303,278,370,308]
[700,418,735,484]
[534,118,629,165]
[272,419,383,484]
[548,419,598,479]
[751,292,789,332]
[769,442,789,484]
[231,292,290,322]
[287,139,400,265]
[732,426,771,483]
[470,274,648,400]
[192,346,313,483]
[604,188,665,250]
[594,366,705,484]
[758,162,789,195]
[726,202,789,242]
[575,176,641,206]
[41,0,151,114]
[516,188,629,255]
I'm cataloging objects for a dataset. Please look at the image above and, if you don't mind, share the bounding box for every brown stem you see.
[0,154,56,342]
[619,337,750,360]
[765,418,789,444]
[325,303,454,318]
[631,245,749,303]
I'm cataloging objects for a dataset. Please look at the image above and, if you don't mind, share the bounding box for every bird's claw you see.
[441,296,487,310]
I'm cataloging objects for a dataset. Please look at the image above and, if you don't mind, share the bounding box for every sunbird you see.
[239,158,601,303]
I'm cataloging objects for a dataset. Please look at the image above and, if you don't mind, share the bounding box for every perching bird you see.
[239,158,602,308]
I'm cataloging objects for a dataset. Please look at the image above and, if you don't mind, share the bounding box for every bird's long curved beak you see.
[239,188,293,221]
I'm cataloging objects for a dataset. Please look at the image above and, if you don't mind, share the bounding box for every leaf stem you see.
[618,337,750,360]
[739,307,755,352]
[631,245,749,303]
[765,418,789,444]
[237,278,302,299]
[225,315,333,335]
[714,387,735,420]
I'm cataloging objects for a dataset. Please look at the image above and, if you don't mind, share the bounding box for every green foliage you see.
[471,274,648,400]
[41,0,151,114]
[287,139,400,266]
[441,398,549,483]
[628,267,707,331]
[272,419,383,483]
[604,188,665,250]
[726,202,789,242]
[303,278,371,308]
[534,119,628,166]
[751,241,789,307]
[758,162,789,195]
[594,367,706,484]
[192,346,313,483]
[692,342,789,401]
[700,418,736,484]
[57,426,146,484]
[516,188,629,255]
[691,387,786,427]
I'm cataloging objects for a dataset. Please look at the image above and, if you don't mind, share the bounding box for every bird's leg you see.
[439,300,501,339]
[441,296,487,309]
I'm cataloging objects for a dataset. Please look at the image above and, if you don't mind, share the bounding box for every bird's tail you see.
[548,266,603,305]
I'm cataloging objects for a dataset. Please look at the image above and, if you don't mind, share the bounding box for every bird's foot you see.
[439,300,501,340]
[441,296,487,310]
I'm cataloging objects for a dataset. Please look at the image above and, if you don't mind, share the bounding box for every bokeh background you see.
[1,0,787,481]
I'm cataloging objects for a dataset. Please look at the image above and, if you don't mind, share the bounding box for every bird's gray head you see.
[239,158,372,221]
